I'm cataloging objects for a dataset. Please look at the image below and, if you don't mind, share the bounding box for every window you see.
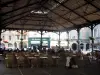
[23,35,26,40]
[80,43,84,50]
[17,35,20,40]
[2,36,5,40]
[86,43,89,51]
[72,36,75,39]
[8,43,13,47]
[94,29,97,37]
[14,42,17,48]
[9,36,11,40]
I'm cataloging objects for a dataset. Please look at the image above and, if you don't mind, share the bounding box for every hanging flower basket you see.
[20,38,23,40]
[23,31,27,35]
[89,37,94,40]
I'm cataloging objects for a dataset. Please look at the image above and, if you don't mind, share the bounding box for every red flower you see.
[3,40,8,43]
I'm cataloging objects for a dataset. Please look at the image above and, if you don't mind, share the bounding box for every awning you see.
[3,40,8,43]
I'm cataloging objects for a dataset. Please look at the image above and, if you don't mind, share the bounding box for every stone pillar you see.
[90,25,94,57]
[77,28,80,50]
[20,30,23,50]
[40,30,43,49]
[0,30,2,50]
[0,4,2,49]
[67,31,69,49]
[58,31,61,48]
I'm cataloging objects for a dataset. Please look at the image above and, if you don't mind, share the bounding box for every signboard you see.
[28,37,50,48]
[31,41,40,44]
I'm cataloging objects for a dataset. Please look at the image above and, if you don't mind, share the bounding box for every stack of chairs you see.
[40,54,48,67]
[5,52,60,68]
[31,57,40,68]
[5,53,17,68]
[47,55,53,66]
[16,52,30,67]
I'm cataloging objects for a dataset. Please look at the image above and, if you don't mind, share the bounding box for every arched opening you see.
[69,30,77,39]
[8,43,13,49]
[72,43,77,51]
[80,27,91,39]
[23,42,27,48]
[86,43,89,51]
[14,42,17,48]
[80,43,84,50]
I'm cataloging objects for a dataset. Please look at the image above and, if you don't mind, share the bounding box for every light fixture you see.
[31,10,48,14]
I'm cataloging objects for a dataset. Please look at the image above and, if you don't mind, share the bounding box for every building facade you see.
[1,24,100,50]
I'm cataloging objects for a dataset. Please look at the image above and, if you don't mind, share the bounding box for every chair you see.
[5,54,17,68]
[47,55,53,66]
[31,57,39,68]
[17,55,25,67]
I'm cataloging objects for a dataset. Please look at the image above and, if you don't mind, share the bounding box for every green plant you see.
[89,37,94,40]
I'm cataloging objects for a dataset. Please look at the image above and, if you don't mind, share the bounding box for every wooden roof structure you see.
[1,0,100,31]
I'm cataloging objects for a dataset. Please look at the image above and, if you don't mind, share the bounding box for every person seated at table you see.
[95,51,100,62]
[54,45,59,55]
[36,49,40,53]
[66,55,71,68]
[69,57,78,69]
[50,49,55,55]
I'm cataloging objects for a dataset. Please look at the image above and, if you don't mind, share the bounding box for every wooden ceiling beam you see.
[1,0,20,7]
[14,23,54,27]
[2,13,30,28]
[84,0,100,11]
[3,27,59,31]
[46,16,68,30]
[43,6,76,26]
[53,0,91,23]
[2,8,34,22]
[2,1,40,16]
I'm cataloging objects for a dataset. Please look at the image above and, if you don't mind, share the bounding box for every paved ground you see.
[0,57,100,75]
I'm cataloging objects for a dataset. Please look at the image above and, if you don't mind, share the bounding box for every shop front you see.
[28,37,50,49]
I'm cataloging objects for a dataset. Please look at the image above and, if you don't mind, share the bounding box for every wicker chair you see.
[5,54,17,68]
[31,57,40,68]
[47,55,53,66]
[17,55,25,67]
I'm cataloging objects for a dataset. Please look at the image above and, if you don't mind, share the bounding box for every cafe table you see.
[52,56,60,66]
[39,56,48,67]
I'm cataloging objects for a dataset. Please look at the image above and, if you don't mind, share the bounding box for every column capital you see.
[40,31,43,36]
[88,24,97,30]
[76,27,81,32]
[66,30,70,33]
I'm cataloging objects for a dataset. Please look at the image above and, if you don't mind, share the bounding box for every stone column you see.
[90,25,94,58]
[20,30,23,50]
[0,30,2,50]
[58,31,61,48]
[40,30,43,49]
[77,28,80,50]
[67,31,69,49]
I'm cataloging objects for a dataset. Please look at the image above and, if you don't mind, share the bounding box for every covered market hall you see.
[0,0,100,75]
